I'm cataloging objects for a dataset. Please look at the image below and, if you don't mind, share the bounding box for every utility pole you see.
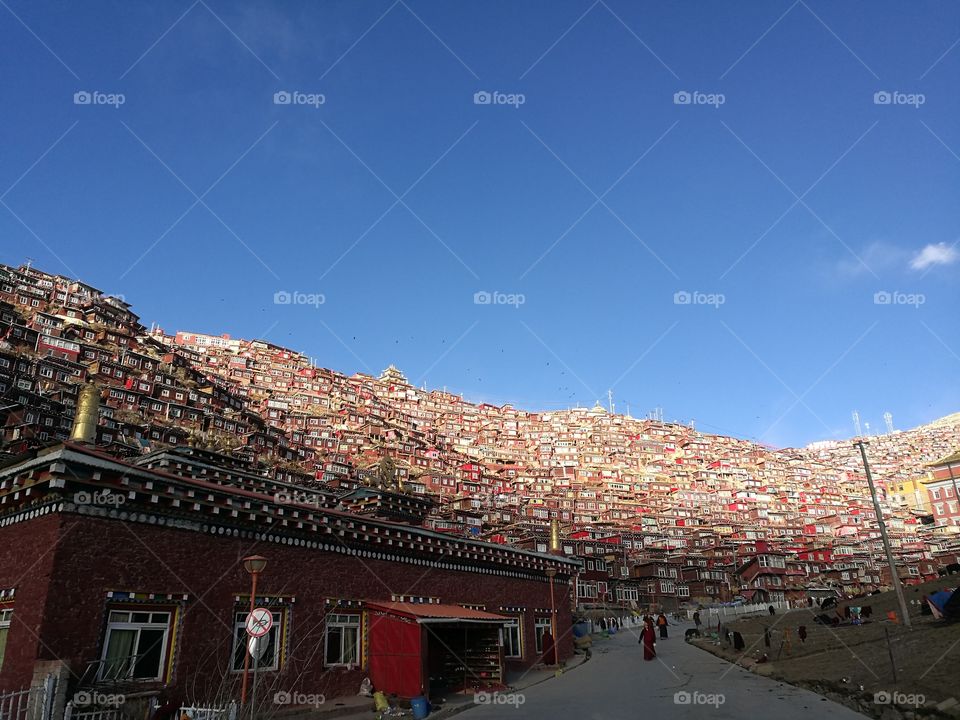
[855,440,911,627]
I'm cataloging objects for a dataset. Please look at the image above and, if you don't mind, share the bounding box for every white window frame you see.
[0,607,11,672]
[501,617,522,658]
[99,609,172,682]
[324,613,360,667]
[534,617,551,653]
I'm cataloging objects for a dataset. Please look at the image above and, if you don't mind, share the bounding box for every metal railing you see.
[78,654,148,687]
[0,675,56,720]
[178,702,237,720]
[0,687,34,720]
[62,706,121,720]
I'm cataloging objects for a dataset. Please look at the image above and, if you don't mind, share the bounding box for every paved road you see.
[466,621,867,719]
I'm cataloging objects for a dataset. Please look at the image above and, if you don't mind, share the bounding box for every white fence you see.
[691,601,791,626]
[0,676,57,720]
[178,702,237,720]
[62,705,121,720]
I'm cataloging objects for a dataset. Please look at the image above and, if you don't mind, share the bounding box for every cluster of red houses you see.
[1,259,960,702]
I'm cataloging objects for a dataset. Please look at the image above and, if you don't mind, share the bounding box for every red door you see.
[368,612,424,697]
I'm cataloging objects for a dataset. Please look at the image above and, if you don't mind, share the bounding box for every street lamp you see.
[241,555,267,707]
[854,441,910,627]
[545,566,557,665]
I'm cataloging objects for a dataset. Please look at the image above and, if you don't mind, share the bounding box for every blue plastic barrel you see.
[411,696,430,719]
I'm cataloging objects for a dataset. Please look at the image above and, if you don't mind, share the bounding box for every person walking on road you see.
[657,612,669,639]
[693,610,701,630]
[639,618,657,661]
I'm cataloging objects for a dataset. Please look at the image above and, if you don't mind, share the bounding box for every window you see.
[0,608,11,672]
[577,582,596,599]
[534,617,551,653]
[233,611,282,671]
[501,618,522,658]
[324,614,359,666]
[100,610,172,681]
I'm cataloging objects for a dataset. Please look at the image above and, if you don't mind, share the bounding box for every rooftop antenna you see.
[864,421,871,435]
[884,412,894,434]
[852,410,863,437]
[607,389,614,414]
[24,257,35,271]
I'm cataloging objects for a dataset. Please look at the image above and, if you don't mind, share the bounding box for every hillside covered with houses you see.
[2,261,959,610]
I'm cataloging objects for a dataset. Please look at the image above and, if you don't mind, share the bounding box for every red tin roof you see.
[366,602,511,624]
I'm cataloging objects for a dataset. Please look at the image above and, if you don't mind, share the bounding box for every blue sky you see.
[2,0,958,447]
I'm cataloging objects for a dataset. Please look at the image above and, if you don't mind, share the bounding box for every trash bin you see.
[411,696,430,719]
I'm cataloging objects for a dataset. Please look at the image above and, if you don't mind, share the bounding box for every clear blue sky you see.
[2,0,958,447]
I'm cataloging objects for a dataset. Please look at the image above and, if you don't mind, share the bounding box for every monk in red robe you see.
[639,618,657,661]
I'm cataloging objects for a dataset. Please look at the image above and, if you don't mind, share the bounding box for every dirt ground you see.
[691,578,960,717]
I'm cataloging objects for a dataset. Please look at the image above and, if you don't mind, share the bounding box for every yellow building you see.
[889,476,932,513]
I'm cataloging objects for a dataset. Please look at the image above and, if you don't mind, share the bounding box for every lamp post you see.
[855,441,910,627]
[240,555,268,708]
[545,566,557,665]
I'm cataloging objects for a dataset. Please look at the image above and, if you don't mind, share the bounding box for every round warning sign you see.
[245,607,273,638]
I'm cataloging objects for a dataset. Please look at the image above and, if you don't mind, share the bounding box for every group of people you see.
[637,613,671,660]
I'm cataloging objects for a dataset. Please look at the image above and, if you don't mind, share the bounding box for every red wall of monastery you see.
[1,513,573,702]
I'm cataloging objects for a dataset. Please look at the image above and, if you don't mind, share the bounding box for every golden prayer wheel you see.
[69,383,100,444]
